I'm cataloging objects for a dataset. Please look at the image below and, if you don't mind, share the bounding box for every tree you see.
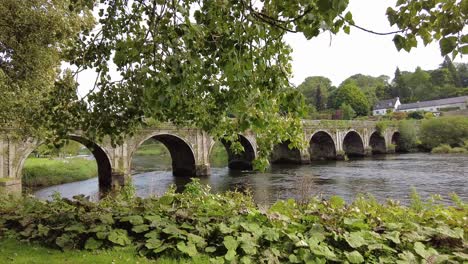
[339,103,356,120]
[0,0,94,135]
[387,0,467,57]
[340,74,390,106]
[297,76,333,111]
[332,81,369,116]
[1,0,467,169]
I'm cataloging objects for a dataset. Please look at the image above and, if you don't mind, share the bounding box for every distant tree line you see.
[297,57,468,119]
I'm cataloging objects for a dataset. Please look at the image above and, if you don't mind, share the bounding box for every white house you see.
[372,97,401,116]
[397,96,468,113]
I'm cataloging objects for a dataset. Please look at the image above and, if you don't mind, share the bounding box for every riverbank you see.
[2,181,467,263]
[0,238,209,263]
[134,142,228,167]
[22,157,97,189]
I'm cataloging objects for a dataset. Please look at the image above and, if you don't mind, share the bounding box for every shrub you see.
[407,111,425,120]
[419,116,468,149]
[0,181,466,263]
[391,112,407,120]
[339,103,356,120]
[398,120,420,151]
[449,147,468,154]
[431,144,451,154]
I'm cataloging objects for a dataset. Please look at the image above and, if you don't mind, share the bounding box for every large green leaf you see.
[108,229,131,246]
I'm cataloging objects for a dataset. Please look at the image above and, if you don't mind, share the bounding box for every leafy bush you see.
[449,147,467,154]
[339,103,355,120]
[397,120,420,151]
[431,144,452,154]
[420,116,468,149]
[0,180,467,263]
[407,111,425,120]
[331,81,369,116]
[391,112,407,120]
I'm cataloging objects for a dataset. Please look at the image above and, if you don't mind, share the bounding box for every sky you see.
[285,1,467,86]
[75,0,467,96]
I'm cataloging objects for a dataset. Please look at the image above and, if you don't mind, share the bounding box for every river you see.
[34,153,467,205]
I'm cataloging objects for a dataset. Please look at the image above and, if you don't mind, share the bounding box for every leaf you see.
[108,229,131,246]
[345,251,364,263]
[384,231,401,244]
[205,246,217,253]
[145,238,163,249]
[99,213,114,224]
[329,196,345,208]
[132,224,149,233]
[120,215,144,225]
[439,37,457,56]
[310,243,337,260]
[223,236,238,251]
[414,242,438,259]
[56,234,74,249]
[84,237,103,250]
[177,241,198,257]
[435,225,463,239]
[345,232,366,248]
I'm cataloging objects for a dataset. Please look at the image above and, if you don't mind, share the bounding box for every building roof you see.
[398,96,468,111]
[373,98,399,110]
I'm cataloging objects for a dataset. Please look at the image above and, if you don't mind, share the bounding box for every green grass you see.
[0,238,209,264]
[209,142,228,167]
[134,141,228,167]
[135,143,170,156]
[22,157,97,188]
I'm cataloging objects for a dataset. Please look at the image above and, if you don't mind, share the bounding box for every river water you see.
[34,153,467,205]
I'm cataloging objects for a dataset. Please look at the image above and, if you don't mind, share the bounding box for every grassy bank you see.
[0,238,211,264]
[22,157,97,188]
[1,181,466,263]
[135,142,228,167]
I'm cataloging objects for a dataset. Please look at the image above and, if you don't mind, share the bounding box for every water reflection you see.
[34,153,468,205]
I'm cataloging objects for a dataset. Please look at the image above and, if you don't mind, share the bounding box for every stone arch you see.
[391,131,404,152]
[132,133,196,177]
[343,130,365,157]
[309,131,336,160]
[17,135,113,191]
[369,131,386,154]
[270,140,302,164]
[212,135,255,170]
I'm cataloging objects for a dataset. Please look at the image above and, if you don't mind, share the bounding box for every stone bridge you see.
[0,120,401,194]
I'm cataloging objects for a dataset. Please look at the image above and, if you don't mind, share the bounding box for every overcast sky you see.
[285,1,467,87]
[75,0,467,96]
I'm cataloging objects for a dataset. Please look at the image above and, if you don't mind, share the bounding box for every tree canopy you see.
[331,81,370,116]
[1,0,467,168]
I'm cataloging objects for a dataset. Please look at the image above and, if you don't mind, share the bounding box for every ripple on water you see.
[34,153,467,205]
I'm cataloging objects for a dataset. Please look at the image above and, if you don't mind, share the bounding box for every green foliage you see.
[0,238,160,264]
[22,158,97,188]
[209,143,229,168]
[296,76,334,111]
[420,116,468,149]
[339,103,355,120]
[407,111,425,120]
[375,121,390,135]
[340,74,390,107]
[398,120,420,151]
[332,81,369,116]
[431,144,468,154]
[0,180,466,263]
[390,60,468,104]
[0,0,94,136]
[387,0,467,57]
